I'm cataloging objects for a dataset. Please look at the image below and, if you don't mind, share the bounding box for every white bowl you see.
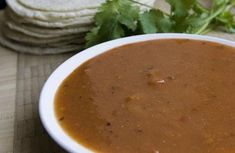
[39,34,235,153]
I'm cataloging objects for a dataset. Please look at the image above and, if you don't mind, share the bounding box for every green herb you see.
[85,0,235,47]
[85,0,139,47]
[139,9,174,33]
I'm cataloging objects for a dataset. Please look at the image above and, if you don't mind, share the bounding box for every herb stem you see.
[201,26,214,34]
[195,2,209,13]
[196,22,210,34]
[195,2,228,34]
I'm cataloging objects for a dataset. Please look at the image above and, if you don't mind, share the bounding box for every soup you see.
[55,39,235,153]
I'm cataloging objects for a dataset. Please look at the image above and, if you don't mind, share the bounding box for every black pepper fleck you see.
[59,117,64,121]
[201,42,206,45]
[106,122,111,126]
[136,129,143,133]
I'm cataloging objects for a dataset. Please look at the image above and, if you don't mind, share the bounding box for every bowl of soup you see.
[39,34,235,153]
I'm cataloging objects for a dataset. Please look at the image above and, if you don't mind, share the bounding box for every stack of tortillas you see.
[0,0,156,54]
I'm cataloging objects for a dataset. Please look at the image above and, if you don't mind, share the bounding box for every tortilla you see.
[8,9,94,28]
[3,25,85,46]
[0,31,83,54]
[0,0,156,54]
[6,8,94,24]
[6,0,155,21]
[18,0,154,12]
[6,19,91,38]
[0,16,83,54]
[18,0,105,12]
[6,0,100,21]
[16,0,155,28]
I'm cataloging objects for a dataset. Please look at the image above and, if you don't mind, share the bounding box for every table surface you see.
[0,3,235,153]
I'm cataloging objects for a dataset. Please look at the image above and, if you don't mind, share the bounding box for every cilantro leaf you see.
[166,0,197,32]
[118,1,140,31]
[85,0,235,47]
[184,14,209,33]
[139,9,173,33]
[166,0,196,18]
[85,27,100,48]
[85,0,139,48]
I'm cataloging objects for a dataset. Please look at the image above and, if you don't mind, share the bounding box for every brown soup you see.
[55,39,235,153]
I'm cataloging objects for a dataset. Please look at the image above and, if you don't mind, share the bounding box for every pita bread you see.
[6,18,91,38]
[18,0,105,12]
[7,0,100,21]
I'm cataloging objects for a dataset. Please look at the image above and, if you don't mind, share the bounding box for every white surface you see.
[39,34,235,153]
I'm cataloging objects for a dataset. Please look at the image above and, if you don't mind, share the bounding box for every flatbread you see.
[0,16,83,54]
[3,25,85,46]
[6,18,91,38]
[6,0,155,21]
[18,0,155,12]
[14,0,155,28]
[8,9,94,28]
[18,0,105,12]
[0,31,83,54]
[0,0,156,54]
[6,8,94,24]
[7,0,100,21]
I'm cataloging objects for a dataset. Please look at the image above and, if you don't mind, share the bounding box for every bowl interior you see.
[39,34,235,153]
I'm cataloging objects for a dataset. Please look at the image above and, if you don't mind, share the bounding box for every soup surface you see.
[55,39,235,153]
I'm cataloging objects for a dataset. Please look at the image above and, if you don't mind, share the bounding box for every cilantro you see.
[139,9,173,33]
[215,0,235,33]
[85,0,139,47]
[85,0,235,47]
[167,0,196,18]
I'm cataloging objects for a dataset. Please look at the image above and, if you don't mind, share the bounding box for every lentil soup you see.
[55,39,235,153]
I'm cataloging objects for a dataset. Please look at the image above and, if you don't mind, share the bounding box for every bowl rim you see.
[39,33,235,153]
